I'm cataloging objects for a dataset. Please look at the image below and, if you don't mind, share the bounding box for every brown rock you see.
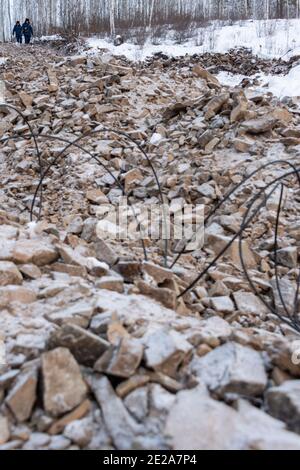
[45,302,95,329]
[204,93,230,120]
[6,369,37,422]
[116,375,150,398]
[95,276,124,293]
[13,239,58,266]
[0,261,23,286]
[19,91,33,108]
[86,189,108,204]
[192,65,221,87]
[0,416,10,445]
[42,348,88,417]
[48,324,109,366]
[136,280,177,310]
[94,337,144,378]
[50,262,87,278]
[116,261,142,282]
[0,286,36,308]
[19,264,42,279]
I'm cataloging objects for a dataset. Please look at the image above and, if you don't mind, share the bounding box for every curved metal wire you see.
[178,181,279,299]
[273,184,290,317]
[177,165,300,332]
[0,103,43,217]
[0,131,150,262]
[170,159,300,269]
[33,125,168,266]
[238,177,300,332]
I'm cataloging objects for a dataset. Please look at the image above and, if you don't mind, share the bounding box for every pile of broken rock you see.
[0,42,300,450]
[0,213,300,450]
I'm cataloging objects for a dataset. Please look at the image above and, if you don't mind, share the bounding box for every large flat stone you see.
[42,348,88,417]
[190,341,267,396]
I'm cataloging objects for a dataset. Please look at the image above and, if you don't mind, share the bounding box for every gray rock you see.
[48,323,109,366]
[124,386,149,422]
[165,386,300,450]
[233,291,267,315]
[91,375,142,449]
[49,435,71,450]
[144,329,193,377]
[266,380,300,434]
[271,279,297,314]
[210,296,235,313]
[275,247,298,269]
[22,432,51,450]
[190,342,267,397]
[64,417,93,448]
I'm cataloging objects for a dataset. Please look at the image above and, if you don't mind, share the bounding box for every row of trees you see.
[1,0,300,41]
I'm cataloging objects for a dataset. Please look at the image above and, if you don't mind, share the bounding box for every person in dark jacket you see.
[13,21,23,43]
[22,18,33,44]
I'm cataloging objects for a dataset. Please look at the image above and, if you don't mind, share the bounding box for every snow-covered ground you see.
[87,19,300,61]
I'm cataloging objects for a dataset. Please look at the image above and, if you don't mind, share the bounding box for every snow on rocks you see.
[42,348,88,417]
[165,386,300,450]
[266,381,300,434]
[190,342,268,397]
[0,40,299,450]
[5,368,38,422]
[0,261,23,286]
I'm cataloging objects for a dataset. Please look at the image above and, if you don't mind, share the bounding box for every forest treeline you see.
[1,0,300,40]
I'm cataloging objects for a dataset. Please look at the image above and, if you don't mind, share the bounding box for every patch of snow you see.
[39,34,62,42]
[0,80,6,103]
[217,64,300,98]
[263,64,300,98]
[150,133,163,146]
[0,57,8,65]
[216,71,247,87]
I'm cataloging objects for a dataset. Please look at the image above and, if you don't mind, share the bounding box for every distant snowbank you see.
[86,18,300,61]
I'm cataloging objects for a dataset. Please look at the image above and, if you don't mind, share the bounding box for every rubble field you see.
[0,42,300,450]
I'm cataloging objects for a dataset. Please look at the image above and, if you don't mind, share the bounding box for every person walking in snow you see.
[12,21,23,44]
[22,18,33,44]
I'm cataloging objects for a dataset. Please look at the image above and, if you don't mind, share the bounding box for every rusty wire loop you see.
[0,104,169,265]
[238,177,300,332]
[0,103,43,218]
[1,130,151,262]
[274,184,290,318]
[178,164,300,332]
[170,159,300,269]
[0,104,299,332]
